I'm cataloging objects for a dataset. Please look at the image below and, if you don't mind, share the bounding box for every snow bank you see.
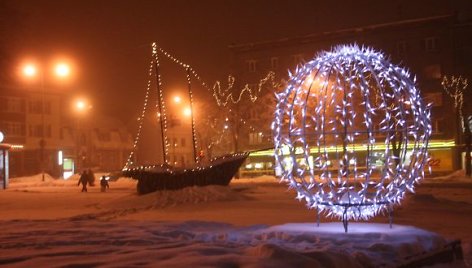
[98,185,251,214]
[426,170,472,183]
[0,220,459,267]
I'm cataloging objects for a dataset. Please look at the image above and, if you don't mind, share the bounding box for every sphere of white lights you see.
[273,44,431,222]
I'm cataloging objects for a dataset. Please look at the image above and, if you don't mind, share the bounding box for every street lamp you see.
[22,62,71,181]
[183,107,191,117]
[173,96,182,104]
[74,98,91,172]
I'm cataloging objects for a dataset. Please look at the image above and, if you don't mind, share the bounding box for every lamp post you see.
[74,98,91,172]
[171,94,196,165]
[22,62,71,181]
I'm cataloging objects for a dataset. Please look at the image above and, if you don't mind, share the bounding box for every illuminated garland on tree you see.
[155,43,276,150]
[441,75,469,132]
[154,44,280,107]
[272,44,431,232]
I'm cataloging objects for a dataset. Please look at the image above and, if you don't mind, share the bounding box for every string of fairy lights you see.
[123,42,276,170]
[152,42,171,164]
[123,60,154,169]
[155,43,278,147]
[154,44,280,107]
[185,67,199,162]
[441,75,469,132]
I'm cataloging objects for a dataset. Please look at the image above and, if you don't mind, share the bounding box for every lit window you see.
[249,132,263,145]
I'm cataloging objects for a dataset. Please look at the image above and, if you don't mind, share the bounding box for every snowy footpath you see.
[0,173,471,267]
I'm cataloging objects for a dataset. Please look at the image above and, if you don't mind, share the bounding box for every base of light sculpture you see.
[335,203,395,233]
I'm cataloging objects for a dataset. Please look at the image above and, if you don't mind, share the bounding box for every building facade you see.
[0,85,133,178]
[229,14,472,175]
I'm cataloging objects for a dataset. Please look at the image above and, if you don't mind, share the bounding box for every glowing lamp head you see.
[183,107,191,117]
[174,96,182,103]
[273,44,431,223]
[23,64,37,77]
[55,63,70,77]
[76,100,86,110]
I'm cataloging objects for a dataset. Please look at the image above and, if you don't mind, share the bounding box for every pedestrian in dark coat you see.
[87,169,95,186]
[78,170,88,192]
[100,176,110,192]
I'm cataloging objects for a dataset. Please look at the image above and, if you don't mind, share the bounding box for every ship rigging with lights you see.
[121,43,248,194]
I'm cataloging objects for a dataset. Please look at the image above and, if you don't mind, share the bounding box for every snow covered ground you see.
[0,172,471,267]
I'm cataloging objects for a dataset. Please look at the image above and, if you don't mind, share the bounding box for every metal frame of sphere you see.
[272,44,432,232]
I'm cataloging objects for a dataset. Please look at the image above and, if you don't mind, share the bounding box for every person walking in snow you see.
[100,176,109,192]
[87,169,95,186]
[78,170,89,192]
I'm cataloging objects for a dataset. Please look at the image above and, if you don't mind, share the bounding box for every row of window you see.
[0,97,52,114]
[170,137,186,147]
[245,37,440,73]
[97,132,111,142]
[246,54,303,73]
[0,122,52,138]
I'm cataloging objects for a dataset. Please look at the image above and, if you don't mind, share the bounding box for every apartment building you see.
[229,14,472,173]
[0,85,133,178]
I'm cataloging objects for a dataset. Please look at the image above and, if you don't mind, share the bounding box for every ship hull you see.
[122,153,248,194]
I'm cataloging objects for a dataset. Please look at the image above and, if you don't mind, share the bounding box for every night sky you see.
[3,0,465,123]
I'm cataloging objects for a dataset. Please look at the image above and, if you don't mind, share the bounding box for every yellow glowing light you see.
[76,100,86,110]
[174,96,181,103]
[10,144,24,150]
[55,63,70,77]
[183,107,191,117]
[75,98,91,113]
[251,139,456,157]
[23,64,37,77]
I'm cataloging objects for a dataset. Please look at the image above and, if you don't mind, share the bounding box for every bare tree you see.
[442,75,470,176]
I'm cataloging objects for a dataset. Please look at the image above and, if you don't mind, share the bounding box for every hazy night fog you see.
[2,2,472,267]
[2,0,469,123]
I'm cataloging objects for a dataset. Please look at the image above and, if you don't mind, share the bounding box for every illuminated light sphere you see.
[273,44,431,226]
